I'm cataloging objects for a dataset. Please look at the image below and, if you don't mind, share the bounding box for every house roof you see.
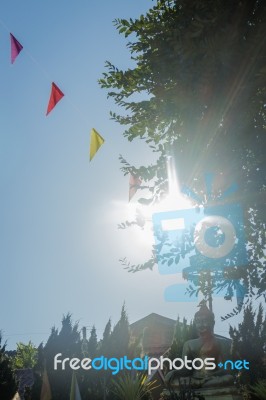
[130,313,177,357]
[130,313,176,331]
[129,313,230,358]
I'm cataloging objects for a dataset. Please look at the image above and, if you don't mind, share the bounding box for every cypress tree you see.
[168,317,197,361]
[110,303,130,358]
[229,303,266,386]
[88,325,98,359]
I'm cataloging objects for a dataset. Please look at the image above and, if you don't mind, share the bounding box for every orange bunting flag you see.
[129,174,141,201]
[89,128,105,161]
[10,33,23,64]
[46,82,64,115]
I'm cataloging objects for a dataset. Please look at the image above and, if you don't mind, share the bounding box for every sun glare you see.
[119,157,192,250]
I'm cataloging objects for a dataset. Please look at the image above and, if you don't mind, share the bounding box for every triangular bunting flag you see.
[10,33,23,64]
[89,128,105,161]
[129,174,141,201]
[40,368,52,400]
[12,393,21,400]
[70,371,82,400]
[46,82,64,115]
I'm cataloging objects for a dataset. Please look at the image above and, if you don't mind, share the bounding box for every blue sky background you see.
[0,0,243,350]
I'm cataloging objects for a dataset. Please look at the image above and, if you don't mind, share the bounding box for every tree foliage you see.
[41,313,81,400]
[110,303,130,358]
[100,0,266,304]
[100,318,112,358]
[88,325,98,359]
[29,306,135,400]
[229,303,266,386]
[13,341,38,369]
[0,332,17,400]
[168,317,197,361]
[84,325,102,400]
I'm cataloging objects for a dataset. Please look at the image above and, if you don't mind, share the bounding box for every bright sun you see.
[122,157,193,250]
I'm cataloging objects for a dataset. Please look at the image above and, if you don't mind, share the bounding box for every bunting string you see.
[0,17,105,161]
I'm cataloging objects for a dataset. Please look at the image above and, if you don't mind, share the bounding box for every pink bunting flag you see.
[129,174,141,201]
[46,82,64,115]
[10,33,23,64]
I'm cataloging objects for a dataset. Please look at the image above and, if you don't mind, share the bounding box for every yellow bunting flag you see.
[89,128,105,161]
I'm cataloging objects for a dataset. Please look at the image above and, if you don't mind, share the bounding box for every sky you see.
[0,0,245,350]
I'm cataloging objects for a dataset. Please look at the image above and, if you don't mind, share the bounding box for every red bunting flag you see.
[129,174,141,201]
[10,33,23,64]
[46,82,64,115]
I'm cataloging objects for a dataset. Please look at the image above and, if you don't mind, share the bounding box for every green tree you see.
[30,343,44,400]
[0,332,17,400]
[168,317,197,361]
[100,318,112,357]
[41,313,81,400]
[100,0,266,305]
[93,319,113,400]
[82,325,102,400]
[13,341,38,369]
[110,303,130,358]
[229,303,266,387]
[88,325,98,359]
[96,307,134,399]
